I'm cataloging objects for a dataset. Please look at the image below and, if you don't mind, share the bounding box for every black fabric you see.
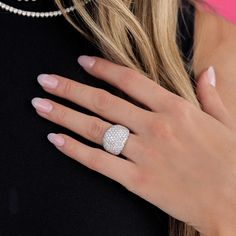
[0,1,194,235]
[177,0,196,88]
[178,1,195,64]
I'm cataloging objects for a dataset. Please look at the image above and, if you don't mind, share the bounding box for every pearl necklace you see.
[0,0,92,18]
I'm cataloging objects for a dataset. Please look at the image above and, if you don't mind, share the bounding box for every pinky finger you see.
[47,133,138,188]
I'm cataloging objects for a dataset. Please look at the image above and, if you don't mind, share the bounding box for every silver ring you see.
[102,124,130,155]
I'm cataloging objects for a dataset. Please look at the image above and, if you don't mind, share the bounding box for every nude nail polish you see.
[37,74,58,89]
[207,66,216,87]
[78,55,96,68]
[31,97,53,113]
[47,133,65,146]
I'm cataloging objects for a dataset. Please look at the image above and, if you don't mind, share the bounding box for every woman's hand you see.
[31,56,236,236]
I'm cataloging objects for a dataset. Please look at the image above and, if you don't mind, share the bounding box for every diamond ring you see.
[102,124,130,155]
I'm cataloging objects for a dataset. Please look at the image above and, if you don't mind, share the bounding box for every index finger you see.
[78,55,174,112]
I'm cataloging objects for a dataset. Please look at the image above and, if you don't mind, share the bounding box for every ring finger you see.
[31,97,143,162]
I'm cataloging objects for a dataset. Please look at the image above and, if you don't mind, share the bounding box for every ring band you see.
[102,124,130,155]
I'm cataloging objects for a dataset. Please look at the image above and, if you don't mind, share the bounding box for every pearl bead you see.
[0,0,92,18]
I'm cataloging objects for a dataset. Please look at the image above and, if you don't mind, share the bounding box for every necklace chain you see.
[0,0,92,18]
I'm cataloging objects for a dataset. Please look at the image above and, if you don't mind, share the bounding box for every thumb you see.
[196,66,233,128]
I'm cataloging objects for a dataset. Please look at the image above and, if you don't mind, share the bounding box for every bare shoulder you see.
[193,4,236,121]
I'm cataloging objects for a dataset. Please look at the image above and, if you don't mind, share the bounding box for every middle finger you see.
[37,74,151,134]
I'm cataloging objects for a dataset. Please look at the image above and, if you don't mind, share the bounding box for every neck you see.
[203,0,236,25]
[193,3,236,120]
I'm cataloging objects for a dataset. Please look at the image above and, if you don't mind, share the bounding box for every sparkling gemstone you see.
[102,125,130,155]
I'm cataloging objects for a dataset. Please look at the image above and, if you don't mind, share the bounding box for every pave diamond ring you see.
[102,124,130,156]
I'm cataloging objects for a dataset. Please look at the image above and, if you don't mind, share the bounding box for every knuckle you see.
[77,85,90,99]
[94,90,114,112]
[54,107,68,124]
[87,118,106,142]
[149,116,173,140]
[126,168,148,192]
[144,146,159,162]
[62,79,73,96]
[172,98,192,118]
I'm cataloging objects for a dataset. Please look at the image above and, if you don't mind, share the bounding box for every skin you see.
[194,4,236,120]
[193,7,236,235]
[30,6,236,236]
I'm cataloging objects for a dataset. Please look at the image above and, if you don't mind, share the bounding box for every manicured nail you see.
[37,74,58,89]
[207,66,216,87]
[78,55,96,68]
[47,133,65,146]
[31,97,53,113]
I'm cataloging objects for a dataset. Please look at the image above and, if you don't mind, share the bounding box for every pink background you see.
[204,0,236,24]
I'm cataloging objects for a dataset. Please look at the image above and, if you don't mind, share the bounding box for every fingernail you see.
[37,74,58,89]
[78,55,96,68]
[207,66,216,87]
[47,133,65,146]
[31,97,53,113]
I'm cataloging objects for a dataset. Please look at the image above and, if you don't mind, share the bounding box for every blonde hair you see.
[54,0,201,235]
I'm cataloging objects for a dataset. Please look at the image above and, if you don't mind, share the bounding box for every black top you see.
[0,1,195,235]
